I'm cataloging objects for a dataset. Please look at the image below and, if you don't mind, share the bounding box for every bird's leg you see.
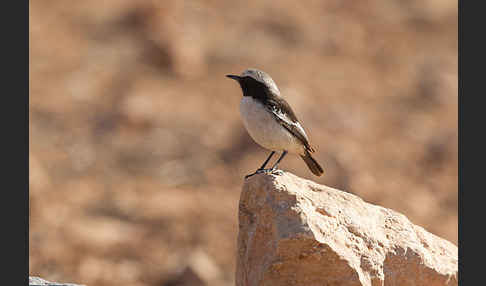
[245,151,275,179]
[258,151,275,170]
[269,150,288,174]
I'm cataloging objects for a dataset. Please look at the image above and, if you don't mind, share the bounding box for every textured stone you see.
[236,172,457,286]
[29,276,85,286]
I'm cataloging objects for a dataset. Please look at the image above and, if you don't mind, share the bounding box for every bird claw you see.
[270,169,284,176]
[244,168,284,179]
[256,169,270,174]
[244,169,266,179]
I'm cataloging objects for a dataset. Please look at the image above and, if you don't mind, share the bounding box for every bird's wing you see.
[265,97,315,153]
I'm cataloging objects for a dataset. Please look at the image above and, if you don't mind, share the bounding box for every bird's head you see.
[226,68,280,97]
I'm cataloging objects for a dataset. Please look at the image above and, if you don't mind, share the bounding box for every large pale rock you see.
[236,172,457,286]
[29,276,85,286]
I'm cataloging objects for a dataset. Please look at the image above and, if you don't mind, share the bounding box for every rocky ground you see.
[30,1,457,286]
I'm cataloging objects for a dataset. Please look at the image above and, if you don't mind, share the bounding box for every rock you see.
[29,276,85,286]
[236,172,458,286]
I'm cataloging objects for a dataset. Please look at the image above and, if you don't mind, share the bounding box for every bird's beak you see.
[226,74,241,81]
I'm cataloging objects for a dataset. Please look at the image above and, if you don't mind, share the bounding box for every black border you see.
[8,0,30,284]
[24,0,30,284]
[5,0,29,284]
[459,0,481,284]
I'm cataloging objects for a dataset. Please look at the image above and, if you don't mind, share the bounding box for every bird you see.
[226,68,323,179]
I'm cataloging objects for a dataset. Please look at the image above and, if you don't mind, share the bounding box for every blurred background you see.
[29,1,457,286]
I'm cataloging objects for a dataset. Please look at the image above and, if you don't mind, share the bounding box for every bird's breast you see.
[239,97,303,154]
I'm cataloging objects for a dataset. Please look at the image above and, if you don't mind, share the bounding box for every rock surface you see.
[29,276,85,286]
[236,172,458,286]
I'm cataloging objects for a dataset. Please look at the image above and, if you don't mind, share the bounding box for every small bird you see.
[226,68,323,178]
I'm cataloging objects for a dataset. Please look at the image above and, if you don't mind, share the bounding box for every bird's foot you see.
[269,168,284,176]
[244,168,267,179]
[244,168,284,179]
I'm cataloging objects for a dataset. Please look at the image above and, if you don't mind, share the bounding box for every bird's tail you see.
[300,149,324,176]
